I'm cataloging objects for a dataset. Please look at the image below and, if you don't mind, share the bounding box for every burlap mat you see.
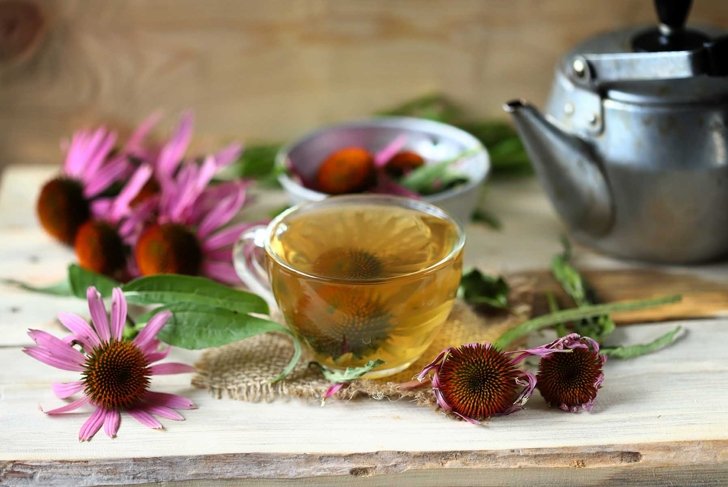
[192,276,534,404]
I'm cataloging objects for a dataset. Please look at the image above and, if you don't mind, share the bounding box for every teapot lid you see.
[560,0,728,104]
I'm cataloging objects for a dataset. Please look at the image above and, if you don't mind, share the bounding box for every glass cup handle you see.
[233,225,277,311]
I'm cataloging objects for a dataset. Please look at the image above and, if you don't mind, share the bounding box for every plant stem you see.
[493,294,682,350]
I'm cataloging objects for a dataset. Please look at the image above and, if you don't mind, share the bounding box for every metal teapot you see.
[505,0,728,263]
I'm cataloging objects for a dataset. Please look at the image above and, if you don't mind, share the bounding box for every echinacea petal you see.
[63,132,89,176]
[137,337,163,355]
[125,111,163,156]
[212,142,243,169]
[87,287,111,342]
[52,381,85,399]
[90,198,113,220]
[201,260,241,286]
[109,164,153,222]
[133,311,172,350]
[79,407,106,441]
[197,190,245,239]
[23,347,85,372]
[149,363,196,375]
[143,391,196,410]
[202,222,256,252]
[83,128,117,177]
[146,405,185,421]
[194,156,219,194]
[144,347,171,364]
[57,311,101,350]
[416,348,450,382]
[503,372,537,415]
[103,409,121,438]
[27,329,86,366]
[374,134,408,167]
[43,396,89,415]
[84,156,128,198]
[128,408,163,430]
[157,111,194,186]
[110,288,127,341]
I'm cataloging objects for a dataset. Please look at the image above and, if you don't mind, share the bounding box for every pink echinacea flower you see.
[23,287,196,441]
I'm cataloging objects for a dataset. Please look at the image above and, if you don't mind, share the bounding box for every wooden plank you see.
[2,320,727,461]
[0,0,726,168]
[2,442,727,486]
[521,268,728,324]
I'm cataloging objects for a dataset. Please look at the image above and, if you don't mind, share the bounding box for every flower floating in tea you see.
[22,286,195,441]
[294,287,392,360]
[533,333,606,412]
[417,343,537,424]
[312,248,384,280]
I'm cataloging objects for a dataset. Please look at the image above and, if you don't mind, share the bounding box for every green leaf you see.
[471,208,502,230]
[378,93,462,122]
[68,264,120,299]
[493,294,682,350]
[545,292,569,337]
[239,144,282,179]
[268,205,291,219]
[156,303,301,381]
[458,268,510,310]
[549,239,616,342]
[400,148,479,195]
[122,274,268,315]
[156,304,286,349]
[313,359,385,383]
[601,326,683,359]
[454,121,532,176]
[1,278,72,296]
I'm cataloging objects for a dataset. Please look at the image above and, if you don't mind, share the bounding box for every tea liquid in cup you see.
[235,195,464,378]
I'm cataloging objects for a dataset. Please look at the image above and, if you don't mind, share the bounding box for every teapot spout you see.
[504,100,613,236]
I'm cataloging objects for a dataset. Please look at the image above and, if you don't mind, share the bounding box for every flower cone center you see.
[135,223,203,276]
[315,147,375,194]
[385,150,425,177]
[537,348,602,408]
[294,288,391,360]
[438,346,520,420]
[312,248,384,280]
[74,220,127,279]
[83,340,150,410]
[36,177,90,245]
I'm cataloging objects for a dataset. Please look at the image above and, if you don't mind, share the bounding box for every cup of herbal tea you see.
[233,195,464,378]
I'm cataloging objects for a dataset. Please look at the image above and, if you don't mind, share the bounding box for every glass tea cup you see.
[233,195,464,378]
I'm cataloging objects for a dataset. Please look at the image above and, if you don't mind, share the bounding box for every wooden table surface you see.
[1,166,727,486]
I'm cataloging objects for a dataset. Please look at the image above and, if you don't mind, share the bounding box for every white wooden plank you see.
[1,319,726,461]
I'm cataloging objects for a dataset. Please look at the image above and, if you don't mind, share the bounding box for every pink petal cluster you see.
[61,127,128,199]
[45,111,253,284]
[23,286,196,441]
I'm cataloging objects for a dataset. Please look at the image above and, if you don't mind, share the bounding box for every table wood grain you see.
[1,166,727,486]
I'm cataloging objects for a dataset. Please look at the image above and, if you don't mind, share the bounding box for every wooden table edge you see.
[3,439,727,485]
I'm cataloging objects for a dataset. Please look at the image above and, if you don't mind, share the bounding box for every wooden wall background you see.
[0,0,726,169]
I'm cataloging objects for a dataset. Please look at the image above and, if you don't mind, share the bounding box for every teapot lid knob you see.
[632,0,709,52]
